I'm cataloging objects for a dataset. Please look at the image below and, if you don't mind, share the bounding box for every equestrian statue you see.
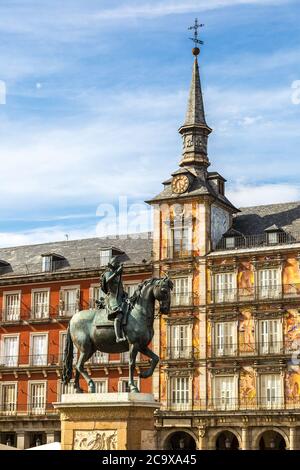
[62,256,173,393]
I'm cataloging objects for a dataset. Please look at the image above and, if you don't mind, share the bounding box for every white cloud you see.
[227,183,300,207]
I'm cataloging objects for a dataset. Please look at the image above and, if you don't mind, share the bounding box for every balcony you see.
[160,397,298,413]
[0,403,58,418]
[208,283,300,304]
[163,347,200,361]
[171,292,194,308]
[209,341,286,358]
[58,303,79,318]
[215,231,300,251]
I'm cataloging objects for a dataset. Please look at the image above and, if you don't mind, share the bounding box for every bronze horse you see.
[62,277,173,393]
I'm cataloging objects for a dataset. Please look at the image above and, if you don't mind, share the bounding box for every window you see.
[225,237,235,249]
[32,290,49,319]
[1,383,17,415]
[3,293,20,321]
[59,288,80,316]
[260,374,282,409]
[94,380,108,393]
[170,377,190,410]
[42,255,53,272]
[214,376,236,410]
[29,383,46,414]
[267,232,279,245]
[60,332,77,365]
[214,273,235,303]
[172,277,192,306]
[100,249,112,267]
[118,379,138,392]
[89,285,101,308]
[259,320,281,354]
[30,334,47,366]
[1,336,18,367]
[90,350,109,364]
[258,269,281,299]
[168,212,192,258]
[215,322,235,356]
[169,324,191,359]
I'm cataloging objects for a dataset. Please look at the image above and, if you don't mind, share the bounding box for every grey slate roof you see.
[233,201,300,236]
[0,233,153,277]
[183,57,208,127]
[148,166,237,212]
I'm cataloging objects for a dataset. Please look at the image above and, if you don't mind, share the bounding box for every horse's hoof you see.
[88,382,96,393]
[75,388,83,394]
[129,386,139,393]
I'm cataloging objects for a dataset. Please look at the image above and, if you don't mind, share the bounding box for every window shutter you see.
[75,289,80,311]
[59,290,65,315]
[89,287,94,308]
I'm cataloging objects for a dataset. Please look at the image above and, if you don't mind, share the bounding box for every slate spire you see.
[178,47,212,169]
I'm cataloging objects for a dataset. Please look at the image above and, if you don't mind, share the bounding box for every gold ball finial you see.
[192,47,200,56]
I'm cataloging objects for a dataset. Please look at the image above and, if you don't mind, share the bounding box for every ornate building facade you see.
[149,47,300,450]
[0,42,300,450]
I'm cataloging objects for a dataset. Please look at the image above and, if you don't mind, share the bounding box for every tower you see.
[147,20,238,420]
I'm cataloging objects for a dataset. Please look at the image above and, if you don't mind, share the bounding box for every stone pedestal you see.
[53,393,159,451]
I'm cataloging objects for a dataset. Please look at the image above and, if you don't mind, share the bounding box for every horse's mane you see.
[129,278,160,306]
[129,277,173,307]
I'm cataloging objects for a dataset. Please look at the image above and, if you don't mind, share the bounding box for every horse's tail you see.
[62,325,74,385]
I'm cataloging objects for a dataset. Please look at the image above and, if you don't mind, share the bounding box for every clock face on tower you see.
[171,175,190,194]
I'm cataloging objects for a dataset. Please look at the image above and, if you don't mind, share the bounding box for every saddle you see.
[93,299,131,328]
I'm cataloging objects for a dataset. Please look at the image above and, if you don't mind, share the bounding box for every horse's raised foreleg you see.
[128,343,139,393]
[139,346,159,379]
[75,351,95,393]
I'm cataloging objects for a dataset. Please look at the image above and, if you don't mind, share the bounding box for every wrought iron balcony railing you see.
[0,402,57,417]
[209,340,287,358]
[215,231,300,251]
[162,347,200,360]
[209,283,300,304]
[161,397,300,412]
[171,292,194,307]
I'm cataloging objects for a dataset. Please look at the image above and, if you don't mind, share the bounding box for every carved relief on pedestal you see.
[74,430,117,450]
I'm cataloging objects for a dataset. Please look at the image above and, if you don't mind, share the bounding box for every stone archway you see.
[215,431,240,450]
[258,430,287,450]
[165,431,197,450]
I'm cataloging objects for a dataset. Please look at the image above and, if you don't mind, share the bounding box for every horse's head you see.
[153,276,173,315]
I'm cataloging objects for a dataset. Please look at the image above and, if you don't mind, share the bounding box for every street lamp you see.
[225,437,231,450]
[269,438,276,450]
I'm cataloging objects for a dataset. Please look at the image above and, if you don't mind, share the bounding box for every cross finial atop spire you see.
[188,18,204,56]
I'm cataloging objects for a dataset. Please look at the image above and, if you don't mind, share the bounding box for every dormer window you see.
[42,255,53,272]
[41,253,65,272]
[207,172,226,197]
[225,237,235,249]
[100,249,112,267]
[264,225,283,246]
[99,247,125,267]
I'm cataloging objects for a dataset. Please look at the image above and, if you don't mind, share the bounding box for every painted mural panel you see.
[285,309,300,352]
[210,204,230,249]
[239,309,255,355]
[207,321,212,357]
[160,370,167,403]
[283,257,300,296]
[240,367,256,407]
[285,371,300,404]
[238,261,255,300]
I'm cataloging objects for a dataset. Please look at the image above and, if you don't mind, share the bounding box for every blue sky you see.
[0,0,299,246]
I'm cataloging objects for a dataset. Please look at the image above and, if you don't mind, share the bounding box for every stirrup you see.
[116,336,127,343]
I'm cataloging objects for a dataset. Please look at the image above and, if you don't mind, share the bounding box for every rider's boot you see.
[114,317,126,343]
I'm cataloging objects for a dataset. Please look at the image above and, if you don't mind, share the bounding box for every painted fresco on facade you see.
[238,261,254,299]
[283,257,300,296]
[239,309,255,354]
[285,309,300,352]
[207,321,212,356]
[240,367,256,406]
[285,371,300,403]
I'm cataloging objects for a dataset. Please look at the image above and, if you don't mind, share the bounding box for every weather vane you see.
[188,18,204,56]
